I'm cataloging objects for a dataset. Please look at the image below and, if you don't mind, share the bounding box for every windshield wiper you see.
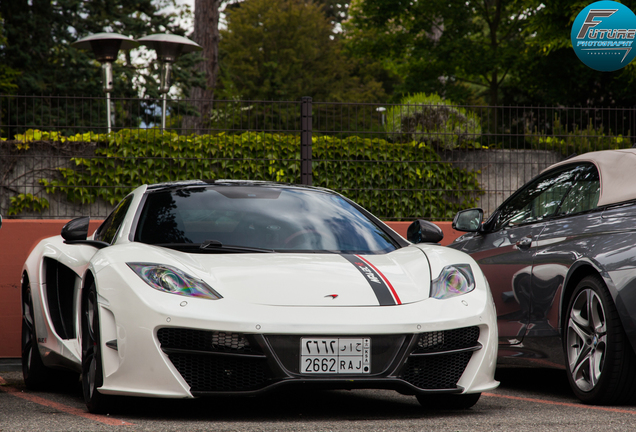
[198,239,275,253]
[150,242,275,253]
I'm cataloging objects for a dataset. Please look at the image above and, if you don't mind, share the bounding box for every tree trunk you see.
[183,0,221,134]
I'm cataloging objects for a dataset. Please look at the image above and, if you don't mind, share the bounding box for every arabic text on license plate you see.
[300,338,371,374]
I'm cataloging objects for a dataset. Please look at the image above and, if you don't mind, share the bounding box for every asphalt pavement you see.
[2,367,636,431]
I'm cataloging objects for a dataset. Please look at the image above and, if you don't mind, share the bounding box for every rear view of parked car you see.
[450,149,636,405]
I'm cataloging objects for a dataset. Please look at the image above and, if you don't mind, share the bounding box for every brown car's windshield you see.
[134,186,398,254]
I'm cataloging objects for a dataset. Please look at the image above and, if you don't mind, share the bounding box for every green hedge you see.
[525,115,628,156]
[8,129,482,220]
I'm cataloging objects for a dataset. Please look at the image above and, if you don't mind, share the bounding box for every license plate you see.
[300,338,371,374]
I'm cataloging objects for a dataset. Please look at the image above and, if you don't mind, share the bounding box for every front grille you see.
[413,327,480,354]
[157,328,262,355]
[167,353,271,392]
[157,328,271,393]
[401,326,481,390]
[401,352,473,389]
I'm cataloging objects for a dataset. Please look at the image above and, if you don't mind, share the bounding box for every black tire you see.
[416,392,481,410]
[564,275,636,405]
[81,282,112,413]
[22,279,53,389]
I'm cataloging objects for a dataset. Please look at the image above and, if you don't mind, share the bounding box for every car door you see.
[526,163,601,340]
[455,165,584,347]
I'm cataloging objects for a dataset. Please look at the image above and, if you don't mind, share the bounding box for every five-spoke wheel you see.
[564,275,636,405]
[566,285,606,392]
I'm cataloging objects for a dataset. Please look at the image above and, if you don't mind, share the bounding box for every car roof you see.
[544,149,636,207]
[146,179,334,194]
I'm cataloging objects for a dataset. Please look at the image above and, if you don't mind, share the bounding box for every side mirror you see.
[61,216,90,241]
[407,220,444,244]
[452,208,483,232]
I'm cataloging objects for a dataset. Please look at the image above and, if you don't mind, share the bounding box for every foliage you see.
[503,0,636,107]
[217,0,384,103]
[385,93,482,150]
[344,0,534,105]
[0,0,203,132]
[0,13,19,94]
[525,115,628,156]
[317,0,351,28]
[1,0,199,97]
[8,129,482,221]
[8,193,50,216]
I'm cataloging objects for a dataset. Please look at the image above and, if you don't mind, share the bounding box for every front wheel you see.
[22,280,52,389]
[564,275,636,404]
[81,282,112,413]
[416,393,481,410]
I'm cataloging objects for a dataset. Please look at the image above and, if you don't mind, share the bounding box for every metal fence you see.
[1,94,635,220]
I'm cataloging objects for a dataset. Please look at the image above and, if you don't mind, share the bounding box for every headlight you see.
[430,264,475,299]
[128,263,223,300]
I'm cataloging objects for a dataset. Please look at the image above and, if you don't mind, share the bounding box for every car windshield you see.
[134,185,398,254]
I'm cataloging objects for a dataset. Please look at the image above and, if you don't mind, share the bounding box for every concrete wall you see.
[445,149,564,217]
[0,141,111,218]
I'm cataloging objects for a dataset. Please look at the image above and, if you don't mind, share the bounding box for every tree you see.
[0,13,19,94]
[185,0,222,132]
[345,0,535,105]
[217,0,384,103]
[0,0,200,103]
[503,0,636,107]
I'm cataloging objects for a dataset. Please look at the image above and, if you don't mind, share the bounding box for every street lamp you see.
[72,33,139,133]
[376,106,387,126]
[137,34,202,130]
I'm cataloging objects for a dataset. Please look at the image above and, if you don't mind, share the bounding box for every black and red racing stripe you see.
[342,254,402,306]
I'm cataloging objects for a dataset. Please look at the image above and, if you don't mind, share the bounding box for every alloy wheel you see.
[566,288,607,392]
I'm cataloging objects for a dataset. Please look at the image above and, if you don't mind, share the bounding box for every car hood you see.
[161,246,432,307]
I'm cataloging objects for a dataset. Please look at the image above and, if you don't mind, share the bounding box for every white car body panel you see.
[20,181,499,407]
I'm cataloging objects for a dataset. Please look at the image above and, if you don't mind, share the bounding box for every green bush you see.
[525,115,629,156]
[8,129,482,220]
[385,93,482,150]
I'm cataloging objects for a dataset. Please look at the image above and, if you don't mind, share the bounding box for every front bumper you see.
[94,264,498,398]
[157,326,486,397]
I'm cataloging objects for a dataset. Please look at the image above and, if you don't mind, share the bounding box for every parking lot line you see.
[0,376,134,426]
[484,392,636,414]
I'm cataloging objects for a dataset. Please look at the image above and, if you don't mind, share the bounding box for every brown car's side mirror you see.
[452,208,484,232]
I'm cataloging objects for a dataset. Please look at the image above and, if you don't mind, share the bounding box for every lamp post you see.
[72,33,139,133]
[376,107,386,126]
[137,34,202,130]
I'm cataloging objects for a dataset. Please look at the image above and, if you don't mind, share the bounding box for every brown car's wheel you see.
[564,275,636,404]
[82,282,113,413]
[416,392,481,409]
[22,278,52,389]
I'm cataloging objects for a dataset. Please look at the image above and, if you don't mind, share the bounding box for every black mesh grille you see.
[167,353,271,392]
[401,352,473,389]
[413,327,480,354]
[157,328,262,355]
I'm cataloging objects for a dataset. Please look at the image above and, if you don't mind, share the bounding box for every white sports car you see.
[21,180,498,413]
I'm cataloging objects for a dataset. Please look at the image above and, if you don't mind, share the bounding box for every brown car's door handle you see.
[516,236,533,249]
